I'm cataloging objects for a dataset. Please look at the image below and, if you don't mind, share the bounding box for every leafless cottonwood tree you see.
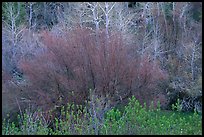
[2,2,25,69]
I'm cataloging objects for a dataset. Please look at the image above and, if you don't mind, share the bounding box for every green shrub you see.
[2,96,202,135]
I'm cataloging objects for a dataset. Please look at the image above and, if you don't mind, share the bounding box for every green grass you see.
[2,96,202,135]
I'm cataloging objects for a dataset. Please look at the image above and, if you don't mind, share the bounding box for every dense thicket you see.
[2,2,202,122]
[19,28,167,116]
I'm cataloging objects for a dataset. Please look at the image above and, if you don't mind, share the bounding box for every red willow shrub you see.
[133,56,168,107]
[20,27,168,114]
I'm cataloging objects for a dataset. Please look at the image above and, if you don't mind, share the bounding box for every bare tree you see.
[2,2,26,75]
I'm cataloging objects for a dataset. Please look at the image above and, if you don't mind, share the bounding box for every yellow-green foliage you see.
[2,96,202,135]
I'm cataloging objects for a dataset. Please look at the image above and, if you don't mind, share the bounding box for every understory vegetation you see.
[2,96,202,135]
